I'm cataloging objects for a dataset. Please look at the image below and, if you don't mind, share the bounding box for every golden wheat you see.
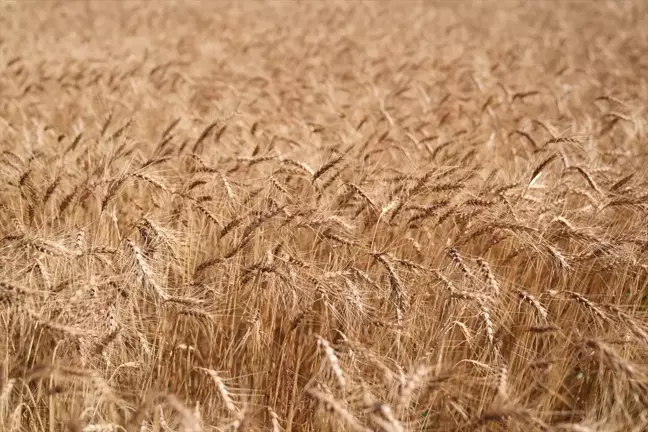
[1,1,648,431]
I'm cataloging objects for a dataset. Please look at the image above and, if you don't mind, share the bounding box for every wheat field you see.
[1,1,648,431]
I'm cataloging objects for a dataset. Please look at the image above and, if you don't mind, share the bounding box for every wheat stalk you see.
[306,387,372,432]
[194,367,238,414]
[316,335,346,389]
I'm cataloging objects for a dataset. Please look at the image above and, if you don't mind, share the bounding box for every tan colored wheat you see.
[1,1,648,431]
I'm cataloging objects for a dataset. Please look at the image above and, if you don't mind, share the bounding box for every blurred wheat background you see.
[1,1,648,431]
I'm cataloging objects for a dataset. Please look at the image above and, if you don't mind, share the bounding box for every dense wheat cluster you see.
[2,1,648,431]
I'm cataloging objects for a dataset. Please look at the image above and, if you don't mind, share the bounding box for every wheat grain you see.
[194,367,238,414]
[125,238,168,300]
[316,335,346,389]
[516,290,549,323]
[306,387,372,432]
[2,3,647,431]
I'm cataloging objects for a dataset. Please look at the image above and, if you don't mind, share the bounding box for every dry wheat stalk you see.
[374,253,409,323]
[447,247,475,279]
[316,335,346,389]
[396,364,429,411]
[2,3,648,432]
[516,290,549,323]
[478,300,495,345]
[548,290,609,322]
[476,257,499,296]
[125,238,168,301]
[267,406,282,432]
[194,367,238,414]
[371,402,403,432]
[82,424,122,432]
[306,387,372,432]
[0,378,16,406]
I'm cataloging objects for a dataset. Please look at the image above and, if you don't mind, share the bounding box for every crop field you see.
[1,1,648,431]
